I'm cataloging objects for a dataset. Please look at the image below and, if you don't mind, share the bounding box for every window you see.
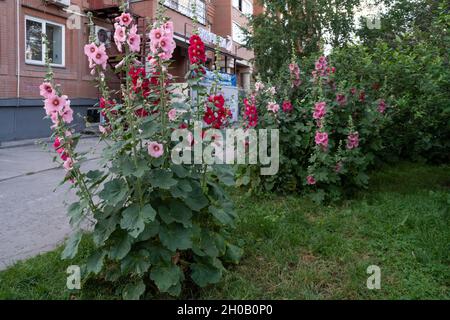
[232,22,246,45]
[233,0,253,15]
[25,16,65,66]
[164,0,206,25]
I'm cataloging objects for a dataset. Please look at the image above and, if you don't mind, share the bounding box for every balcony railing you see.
[163,0,206,25]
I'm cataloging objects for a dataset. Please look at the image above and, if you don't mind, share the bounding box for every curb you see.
[0,133,100,149]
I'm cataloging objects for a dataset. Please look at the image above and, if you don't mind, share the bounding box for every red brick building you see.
[0,0,261,141]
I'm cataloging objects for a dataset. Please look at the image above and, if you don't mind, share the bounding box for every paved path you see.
[0,137,102,270]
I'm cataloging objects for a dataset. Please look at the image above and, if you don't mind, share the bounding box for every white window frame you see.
[232,21,245,45]
[233,0,253,15]
[25,15,65,67]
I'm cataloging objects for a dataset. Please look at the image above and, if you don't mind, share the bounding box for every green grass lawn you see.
[1,162,449,300]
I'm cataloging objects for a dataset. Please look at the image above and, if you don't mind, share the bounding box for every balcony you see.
[163,0,206,25]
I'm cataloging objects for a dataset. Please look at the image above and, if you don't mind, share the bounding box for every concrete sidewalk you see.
[0,137,103,270]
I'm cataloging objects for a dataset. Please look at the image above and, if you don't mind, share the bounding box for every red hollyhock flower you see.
[282,100,293,112]
[243,98,258,128]
[208,94,225,108]
[203,94,231,129]
[188,35,206,64]
[135,108,149,118]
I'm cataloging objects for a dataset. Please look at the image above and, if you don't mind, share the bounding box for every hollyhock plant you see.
[42,9,243,300]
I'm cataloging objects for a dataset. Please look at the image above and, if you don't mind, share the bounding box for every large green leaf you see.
[224,243,243,264]
[190,259,223,287]
[120,250,151,275]
[208,205,234,226]
[120,204,157,238]
[149,169,177,189]
[159,223,193,251]
[61,231,82,260]
[109,234,132,260]
[67,202,84,227]
[86,250,107,274]
[184,182,209,211]
[158,201,192,227]
[99,179,128,206]
[122,279,146,300]
[150,264,184,293]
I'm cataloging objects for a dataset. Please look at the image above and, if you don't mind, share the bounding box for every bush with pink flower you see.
[237,54,391,202]
[41,6,241,299]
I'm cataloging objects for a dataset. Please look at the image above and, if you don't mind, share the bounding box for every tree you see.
[245,0,361,80]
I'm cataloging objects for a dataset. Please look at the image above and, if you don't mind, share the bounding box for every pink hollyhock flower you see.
[378,99,387,113]
[60,151,69,161]
[306,175,316,185]
[83,43,97,60]
[267,86,277,95]
[313,101,326,120]
[99,125,108,134]
[282,100,293,112]
[149,27,163,45]
[267,102,279,113]
[168,108,177,121]
[350,87,357,95]
[92,44,108,70]
[315,131,329,148]
[163,21,174,35]
[63,157,74,171]
[336,94,347,106]
[59,101,74,124]
[346,132,359,150]
[114,23,126,52]
[127,32,141,53]
[116,12,132,27]
[148,141,164,158]
[159,36,173,52]
[39,82,55,98]
[254,81,264,92]
[44,94,67,116]
[53,137,64,154]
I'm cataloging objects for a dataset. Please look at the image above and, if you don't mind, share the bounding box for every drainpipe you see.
[16,0,20,100]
